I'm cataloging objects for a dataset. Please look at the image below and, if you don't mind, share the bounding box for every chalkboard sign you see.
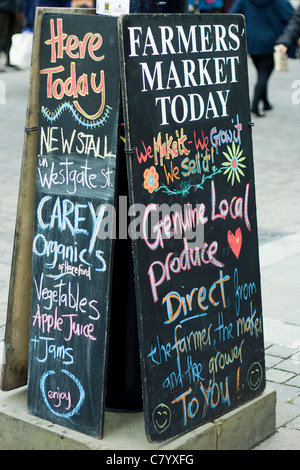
[27,12,120,438]
[119,13,266,443]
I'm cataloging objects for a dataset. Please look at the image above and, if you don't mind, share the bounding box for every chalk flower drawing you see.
[222,142,246,185]
[143,166,159,193]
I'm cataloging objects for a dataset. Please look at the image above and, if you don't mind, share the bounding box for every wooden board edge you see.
[1,7,98,391]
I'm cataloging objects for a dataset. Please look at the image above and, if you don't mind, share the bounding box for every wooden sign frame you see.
[26,10,120,437]
[1,9,266,443]
[1,7,97,392]
[2,7,121,439]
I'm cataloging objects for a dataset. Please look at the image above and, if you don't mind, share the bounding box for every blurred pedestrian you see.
[275,5,300,54]
[23,0,37,31]
[38,0,71,6]
[23,0,71,31]
[230,0,295,116]
[71,0,94,6]
[188,0,197,12]
[198,0,223,13]
[222,0,235,12]
[0,0,23,70]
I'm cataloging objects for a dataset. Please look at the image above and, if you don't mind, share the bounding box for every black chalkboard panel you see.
[119,13,266,443]
[27,12,120,438]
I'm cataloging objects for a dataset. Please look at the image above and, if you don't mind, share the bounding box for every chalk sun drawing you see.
[41,102,113,128]
[222,142,246,185]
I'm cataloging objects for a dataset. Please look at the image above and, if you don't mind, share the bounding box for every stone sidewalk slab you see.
[0,386,276,450]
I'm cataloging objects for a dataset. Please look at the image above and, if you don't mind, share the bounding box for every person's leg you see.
[251,55,274,115]
[0,11,11,71]
[260,55,274,111]
[251,55,265,114]
[6,11,22,66]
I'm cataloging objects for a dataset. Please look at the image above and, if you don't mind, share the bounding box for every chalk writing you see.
[120,13,265,443]
[40,369,85,419]
[27,13,120,438]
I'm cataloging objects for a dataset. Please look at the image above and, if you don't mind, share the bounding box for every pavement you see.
[0,52,300,450]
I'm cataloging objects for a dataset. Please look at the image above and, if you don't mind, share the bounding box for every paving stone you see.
[253,427,300,450]
[286,375,300,388]
[269,383,300,405]
[293,396,300,409]
[285,310,300,326]
[276,358,300,375]
[275,401,300,428]
[286,416,300,431]
[266,368,295,384]
[266,344,299,359]
[265,354,283,369]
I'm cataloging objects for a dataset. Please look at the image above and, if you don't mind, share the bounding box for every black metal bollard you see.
[105,0,187,413]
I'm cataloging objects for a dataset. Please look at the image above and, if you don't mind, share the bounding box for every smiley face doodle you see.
[247,362,263,390]
[152,404,171,433]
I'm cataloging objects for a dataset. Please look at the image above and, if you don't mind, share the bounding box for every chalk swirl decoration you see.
[41,102,112,128]
[40,369,85,419]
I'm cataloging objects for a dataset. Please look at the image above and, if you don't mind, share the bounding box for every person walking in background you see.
[38,0,71,6]
[198,0,224,13]
[230,0,295,117]
[23,0,37,31]
[188,0,197,12]
[0,0,23,70]
[23,0,71,31]
[188,0,224,13]
[71,0,94,6]
[275,5,300,54]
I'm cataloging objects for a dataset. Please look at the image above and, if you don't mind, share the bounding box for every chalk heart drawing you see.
[228,228,242,258]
